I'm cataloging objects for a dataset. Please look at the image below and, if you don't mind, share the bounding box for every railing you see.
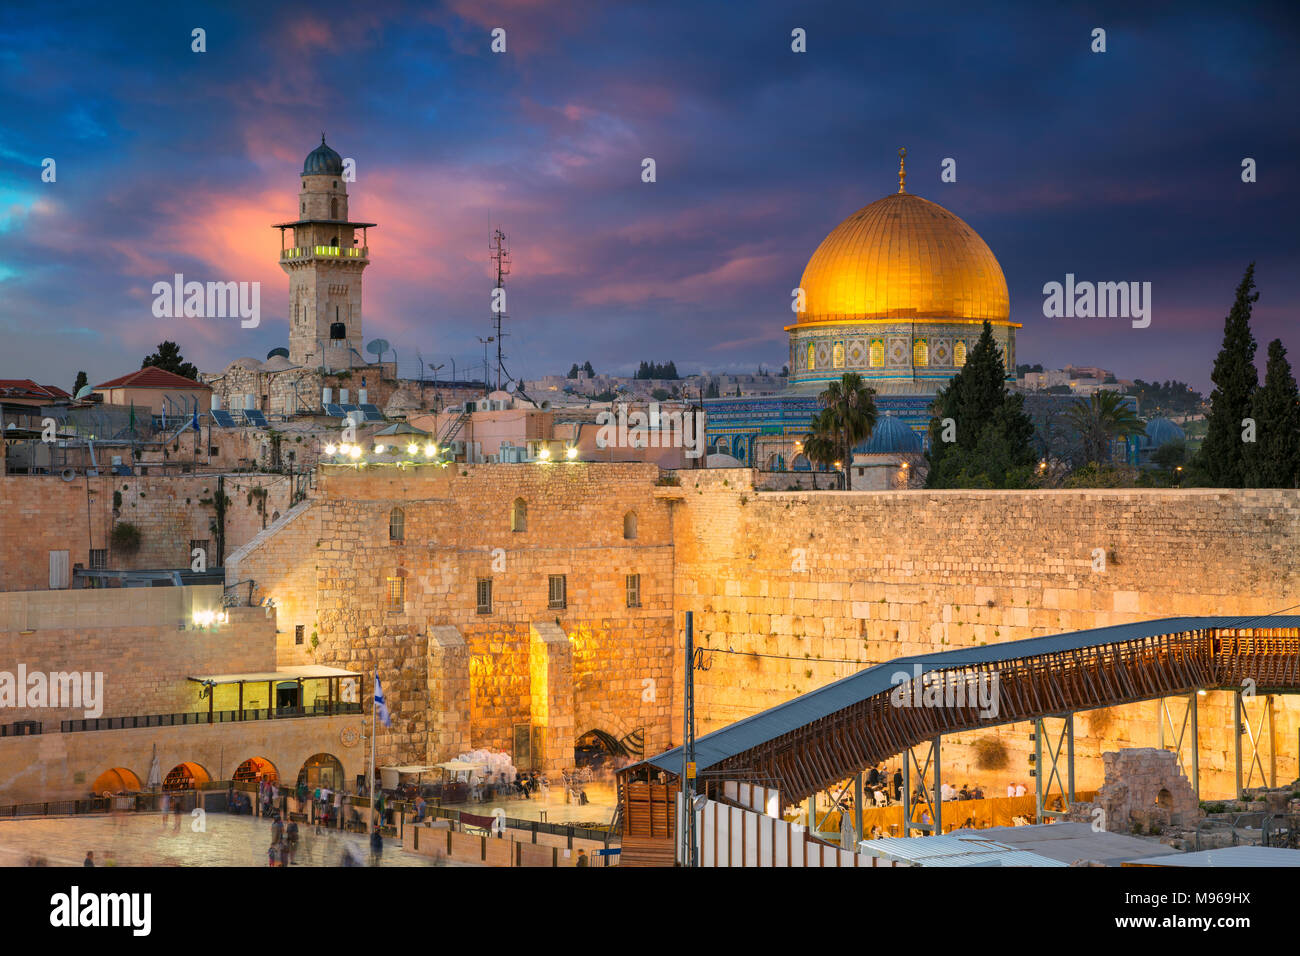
[280,246,369,260]
[61,700,361,733]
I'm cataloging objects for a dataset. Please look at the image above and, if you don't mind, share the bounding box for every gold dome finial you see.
[898,147,907,194]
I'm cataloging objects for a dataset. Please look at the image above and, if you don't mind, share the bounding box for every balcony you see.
[281,246,369,261]
[60,700,362,733]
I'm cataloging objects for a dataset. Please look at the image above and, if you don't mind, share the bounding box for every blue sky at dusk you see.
[0,1,1297,393]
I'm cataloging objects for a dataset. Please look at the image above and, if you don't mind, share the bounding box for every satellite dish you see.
[366,339,390,359]
[506,381,516,393]
[266,347,290,360]
[75,385,94,400]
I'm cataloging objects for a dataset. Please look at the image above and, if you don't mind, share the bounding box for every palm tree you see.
[802,408,839,490]
[1065,390,1146,464]
[818,372,878,488]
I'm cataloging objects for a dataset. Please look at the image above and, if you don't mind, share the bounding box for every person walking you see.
[83,851,95,867]
[284,819,299,865]
[369,826,384,866]
[575,849,588,868]
[271,813,284,847]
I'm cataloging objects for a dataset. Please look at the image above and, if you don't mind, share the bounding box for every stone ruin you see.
[1067,747,1201,835]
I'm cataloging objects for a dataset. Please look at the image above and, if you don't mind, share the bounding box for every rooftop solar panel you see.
[323,403,345,417]
[210,410,238,428]
[339,403,359,414]
[243,409,269,427]
[360,403,385,422]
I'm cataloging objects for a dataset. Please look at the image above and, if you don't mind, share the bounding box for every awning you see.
[186,665,361,685]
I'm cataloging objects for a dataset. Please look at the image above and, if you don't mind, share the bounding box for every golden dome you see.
[794,191,1010,326]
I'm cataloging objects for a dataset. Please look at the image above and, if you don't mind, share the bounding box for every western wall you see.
[223,463,1300,800]
[667,469,1300,799]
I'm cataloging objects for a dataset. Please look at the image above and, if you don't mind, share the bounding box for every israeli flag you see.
[191,409,201,432]
[374,675,392,728]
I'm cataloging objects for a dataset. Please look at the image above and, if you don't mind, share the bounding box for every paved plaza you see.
[0,811,453,867]
[436,778,618,827]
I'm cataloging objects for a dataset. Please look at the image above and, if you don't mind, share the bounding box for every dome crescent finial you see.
[898,147,907,194]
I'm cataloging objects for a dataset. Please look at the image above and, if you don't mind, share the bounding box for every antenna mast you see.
[489,227,511,392]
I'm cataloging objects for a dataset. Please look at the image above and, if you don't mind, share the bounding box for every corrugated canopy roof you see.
[642,616,1300,776]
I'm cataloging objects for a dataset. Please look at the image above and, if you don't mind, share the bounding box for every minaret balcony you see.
[281,246,369,261]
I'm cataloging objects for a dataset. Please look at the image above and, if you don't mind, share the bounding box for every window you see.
[913,339,929,367]
[49,551,69,590]
[389,507,405,542]
[330,322,346,340]
[476,578,493,614]
[88,549,107,570]
[623,511,637,540]
[511,498,527,532]
[330,198,338,219]
[806,343,815,370]
[954,341,967,367]
[626,574,641,608]
[295,625,305,646]
[832,342,845,369]
[547,574,567,610]
[386,576,405,613]
[870,339,885,367]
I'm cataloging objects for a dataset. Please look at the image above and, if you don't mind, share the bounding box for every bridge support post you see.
[853,771,863,843]
[1034,715,1074,824]
[1234,690,1243,799]
[1158,693,1201,801]
[902,737,941,838]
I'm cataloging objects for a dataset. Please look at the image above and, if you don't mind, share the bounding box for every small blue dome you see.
[1143,417,1186,448]
[854,415,922,455]
[303,135,343,176]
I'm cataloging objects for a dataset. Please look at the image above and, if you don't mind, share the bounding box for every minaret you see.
[275,135,377,370]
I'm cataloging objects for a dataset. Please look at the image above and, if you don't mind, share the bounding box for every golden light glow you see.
[374,444,386,454]
[424,443,436,457]
[407,443,419,455]
[348,445,361,459]
[325,443,337,455]
[793,193,1010,326]
[538,447,551,460]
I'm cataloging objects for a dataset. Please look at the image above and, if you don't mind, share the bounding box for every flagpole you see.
[369,662,376,832]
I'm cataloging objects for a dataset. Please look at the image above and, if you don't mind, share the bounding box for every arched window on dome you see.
[954,341,967,367]
[806,343,816,371]
[870,340,884,367]
[913,339,929,367]
[832,343,845,369]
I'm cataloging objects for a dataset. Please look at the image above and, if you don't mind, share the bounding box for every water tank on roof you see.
[244,394,255,410]
[212,394,222,411]
[340,388,349,404]
[322,387,332,406]
[359,388,368,405]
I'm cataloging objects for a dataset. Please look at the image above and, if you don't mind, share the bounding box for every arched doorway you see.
[233,756,278,786]
[575,729,629,772]
[297,753,344,791]
[92,767,141,795]
[162,761,210,791]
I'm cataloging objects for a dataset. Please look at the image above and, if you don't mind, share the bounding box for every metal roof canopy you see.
[1124,845,1300,867]
[857,833,1067,867]
[187,665,360,685]
[634,615,1300,802]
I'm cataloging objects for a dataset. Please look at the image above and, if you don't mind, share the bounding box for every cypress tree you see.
[926,320,1035,487]
[1199,264,1259,486]
[1244,338,1300,487]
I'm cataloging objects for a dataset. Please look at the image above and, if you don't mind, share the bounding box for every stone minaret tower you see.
[276,136,376,370]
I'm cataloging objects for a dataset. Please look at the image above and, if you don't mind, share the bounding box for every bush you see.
[974,736,1009,771]
[111,522,142,555]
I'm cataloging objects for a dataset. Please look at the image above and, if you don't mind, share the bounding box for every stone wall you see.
[0,473,298,591]
[226,463,677,770]
[666,470,1300,799]
[0,586,275,724]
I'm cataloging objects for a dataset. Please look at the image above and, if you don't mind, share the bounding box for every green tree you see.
[582,360,595,377]
[802,408,839,491]
[1197,264,1259,486]
[72,370,88,396]
[817,372,878,488]
[1065,390,1146,464]
[1244,339,1300,487]
[141,341,198,380]
[926,321,1035,487]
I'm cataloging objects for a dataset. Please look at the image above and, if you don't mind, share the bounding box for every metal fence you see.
[61,701,362,733]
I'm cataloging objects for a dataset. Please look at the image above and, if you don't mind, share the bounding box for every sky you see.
[0,0,1297,394]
